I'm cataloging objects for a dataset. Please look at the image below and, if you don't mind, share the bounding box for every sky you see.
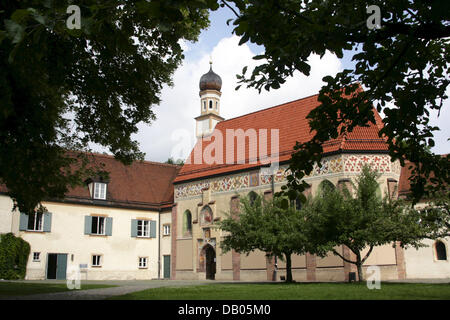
[102,7,450,162]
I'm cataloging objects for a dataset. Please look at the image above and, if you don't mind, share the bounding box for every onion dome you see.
[199,62,222,91]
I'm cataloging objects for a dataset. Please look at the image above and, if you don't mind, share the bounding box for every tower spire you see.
[196,60,224,138]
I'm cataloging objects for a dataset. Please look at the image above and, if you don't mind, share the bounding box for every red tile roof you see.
[1,153,180,210]
[398,157,447,199]
[175,93,388,183]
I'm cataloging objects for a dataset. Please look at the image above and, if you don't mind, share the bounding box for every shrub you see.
[0,233,30,280]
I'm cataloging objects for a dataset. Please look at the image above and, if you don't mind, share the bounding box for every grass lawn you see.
[110,282,450,300]
[0,282,117,297]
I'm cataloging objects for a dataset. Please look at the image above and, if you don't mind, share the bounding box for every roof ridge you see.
[219,93,319,124]
[83,151,181,168]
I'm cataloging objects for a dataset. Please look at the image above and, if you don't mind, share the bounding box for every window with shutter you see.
[27,213,43,231]
[137,220,150,237]
[90,216,106,235]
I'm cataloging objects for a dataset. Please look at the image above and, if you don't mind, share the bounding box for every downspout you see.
[271,172,278,281]
[158,210,161,279]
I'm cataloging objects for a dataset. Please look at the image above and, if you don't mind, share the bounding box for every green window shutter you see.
[43,212,52,232]
[105,217,113,236]
[150,220,157,238]
[19,213,29,231]
[131,219,137,237]
[84,216,92,235]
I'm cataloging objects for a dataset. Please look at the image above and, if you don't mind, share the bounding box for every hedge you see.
[0,233,30,280]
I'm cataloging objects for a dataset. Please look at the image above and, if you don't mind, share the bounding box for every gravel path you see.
[2,280,214,300]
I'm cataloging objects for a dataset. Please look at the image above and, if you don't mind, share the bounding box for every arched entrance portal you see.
[201,244,216,280]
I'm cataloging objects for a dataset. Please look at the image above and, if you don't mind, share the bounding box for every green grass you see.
[0,282,117,297]
[110,282,450,300]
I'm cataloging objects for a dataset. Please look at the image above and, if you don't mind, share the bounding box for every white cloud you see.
[134,35,342,162]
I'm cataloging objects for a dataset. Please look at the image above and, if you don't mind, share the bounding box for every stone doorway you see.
[201,244,216,280]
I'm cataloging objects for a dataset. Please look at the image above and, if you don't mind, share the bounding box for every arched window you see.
[317,180,335,196]
[200,205,213,225]
[248,191,258,206]
[290,197,302,211]
[203,101,206,111]
[435,241,447,261]
[209,100,213,109]
[215,101,218,110]
[183,210,192,236]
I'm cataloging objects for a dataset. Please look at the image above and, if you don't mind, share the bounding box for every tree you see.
[224,0,450,203]
[414,190,450,239]
[217,193,308,282]
[0,1,217,214]
[303,165,439,281]
[166,157,185,165]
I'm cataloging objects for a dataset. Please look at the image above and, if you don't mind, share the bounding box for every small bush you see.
[0,233,30,280]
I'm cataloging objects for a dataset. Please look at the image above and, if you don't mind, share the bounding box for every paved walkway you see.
[1,280,214,300]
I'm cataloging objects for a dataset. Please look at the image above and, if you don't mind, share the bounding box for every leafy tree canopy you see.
[0,0,217,213]
[303,165,441,281]
[225,0,450,203]
[218,193,309,282]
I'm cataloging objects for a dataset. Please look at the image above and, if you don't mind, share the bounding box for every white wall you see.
[0,195,15,234]
[16,201,161,280]
[404,238,450,279]
[160,210,172,278]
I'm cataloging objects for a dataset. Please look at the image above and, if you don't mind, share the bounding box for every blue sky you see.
[123,7,449,162]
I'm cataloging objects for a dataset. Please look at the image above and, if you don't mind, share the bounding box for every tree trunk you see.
[285,253,293,283]
[356,252,364,282]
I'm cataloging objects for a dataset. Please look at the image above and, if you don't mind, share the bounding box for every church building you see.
[171,63,410,282]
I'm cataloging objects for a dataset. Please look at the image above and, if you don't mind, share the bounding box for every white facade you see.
[404,238,450,279]
[0,194,171,280]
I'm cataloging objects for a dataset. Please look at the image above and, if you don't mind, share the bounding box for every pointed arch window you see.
[317,179,335,196]
[290,197,302,211]
[248,191,258,206]
[183,210,192,236]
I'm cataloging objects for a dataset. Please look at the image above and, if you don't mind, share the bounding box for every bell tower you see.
[196,61,224,138]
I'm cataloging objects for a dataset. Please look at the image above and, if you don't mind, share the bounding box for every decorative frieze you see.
[175,154,400,200]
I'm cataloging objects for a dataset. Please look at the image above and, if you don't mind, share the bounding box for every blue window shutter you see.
[43,212,52,232]
[19,213,28,231]
[84,216,92,235]
[150,220,157,238]
[105,217,113,236]
[131,219,137,237]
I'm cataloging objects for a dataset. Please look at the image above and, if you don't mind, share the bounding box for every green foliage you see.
[415,190,450,239]
[0,0,216,214]
[302,165,440,281]
[165,157,185,165]
[0,233,30,280]
[217,193,309,282]
[226,0,450,203]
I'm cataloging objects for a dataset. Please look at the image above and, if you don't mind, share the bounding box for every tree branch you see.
[361,245,374,264]
[332,249,355,265]
[221,0,240,19]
